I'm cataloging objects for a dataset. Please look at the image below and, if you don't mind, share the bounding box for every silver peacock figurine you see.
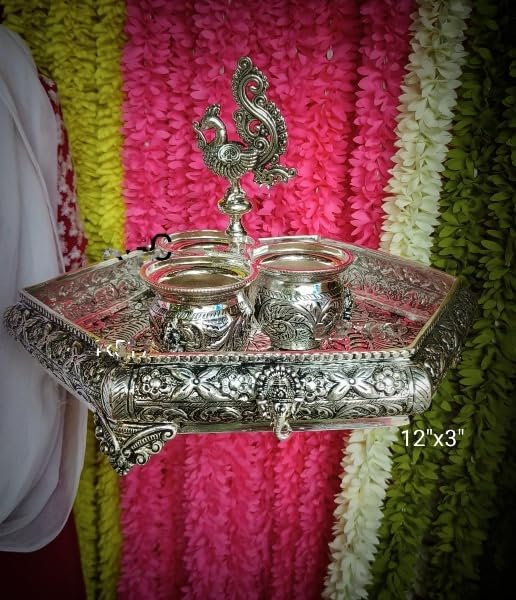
[193,56,296,245]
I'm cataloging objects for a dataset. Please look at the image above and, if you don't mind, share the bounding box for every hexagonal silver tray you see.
[3,236,475,474]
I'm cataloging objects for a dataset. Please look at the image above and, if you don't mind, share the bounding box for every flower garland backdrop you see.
[1,0,516,599]
[119,1,363,598]
[323,427,399,600]
[417,1,516,596]
[367,1,472,598]
[323,0,413,597]
[370,1,516,599]
[347,0,413,250]
[2,1,125,599]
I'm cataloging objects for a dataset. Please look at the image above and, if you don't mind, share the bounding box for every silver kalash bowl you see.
[252,241,354,350]
[140,254,256,352]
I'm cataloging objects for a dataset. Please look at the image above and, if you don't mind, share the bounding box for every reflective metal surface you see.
[193,57,296,245]
[2,53,476,476]
[140,254,256,353]
[155,229,254,256]
[253,242,354,350]
[3,236,476,475]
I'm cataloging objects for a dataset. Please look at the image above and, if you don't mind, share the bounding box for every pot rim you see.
[253,241,353,278]
[155,229,255,253]
[140,254,256,300]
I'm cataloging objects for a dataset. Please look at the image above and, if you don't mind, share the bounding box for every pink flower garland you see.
[245,0,362,240]
[293,431,349,598]
[156,438,188,599]
[122,0,171,248]
[122,0,363,246]
[180,434,235,599]
[348,0,413,248]
[224,433,277,599]
[118,1,397,598]
[118,437,188,600]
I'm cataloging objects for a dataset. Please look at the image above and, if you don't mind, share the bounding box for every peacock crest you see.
[192,57,296,243]
[193,57,296,188]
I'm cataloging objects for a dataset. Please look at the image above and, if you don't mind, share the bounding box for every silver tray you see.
[3,235,476,474]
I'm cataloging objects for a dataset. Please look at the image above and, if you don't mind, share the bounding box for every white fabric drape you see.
[0,25,87,552]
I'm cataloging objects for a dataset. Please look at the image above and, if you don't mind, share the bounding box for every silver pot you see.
[253,241,354,350]
[140,254,256,352]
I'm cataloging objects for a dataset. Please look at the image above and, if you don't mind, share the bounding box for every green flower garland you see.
[3,0,125,263]
[368,0,472,594]
[370,1,516,598]
[75,418,101,600]
[421,1,516,595]
[480,400,516,592]
[368,379,456,599]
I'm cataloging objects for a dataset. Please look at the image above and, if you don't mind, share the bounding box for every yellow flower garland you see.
[2,0,50,67]
[94,0,126,257]
[4,0,125,262]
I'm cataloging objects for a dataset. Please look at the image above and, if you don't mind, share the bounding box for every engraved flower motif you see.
[141,368,174,399]
[167,368,228,402]
[220,371,254,401]
[373,368,404,396]
[5,306,23,330]
[327,368,376,401]
[93,283,118,306]
[162,321,185,352]
[302,374,327,402]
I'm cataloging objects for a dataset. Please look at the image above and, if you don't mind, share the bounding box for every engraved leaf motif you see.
[155,368,196,401]
[194,369,228,401]
[170,383,194,402]
[352,380,376,398]
[263,300,315,324]
[168,368,195,382]
[327,380,351,401]
[196,383,228,402]
[259,299,315,343]
[199,367,222,382]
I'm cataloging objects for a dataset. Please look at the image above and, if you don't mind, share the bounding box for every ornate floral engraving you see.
[302,373,328,402]
[220,369,255,401]
[28,255,146,321]
[150,297,253,353]
[3,302,115,411]
[93,413,177,475]
[135,366,225,403]
[408,366,433,414]
[141,368,175,399]
[255,287,341,350]
[327,368,377,401]
[373,367,405,396]
[413,285,475,389]
[3,238,476,475]
[83,294,152,345]
[341,251,451,315]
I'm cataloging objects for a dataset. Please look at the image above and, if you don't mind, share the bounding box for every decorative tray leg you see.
[93,412,178,475]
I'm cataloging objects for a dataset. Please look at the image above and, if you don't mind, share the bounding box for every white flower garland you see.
[324,1,471,598]
[323,428,399,600]
[381,0,471,264]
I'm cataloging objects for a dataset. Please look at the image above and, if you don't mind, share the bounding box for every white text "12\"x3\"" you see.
[402,428,464,447]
